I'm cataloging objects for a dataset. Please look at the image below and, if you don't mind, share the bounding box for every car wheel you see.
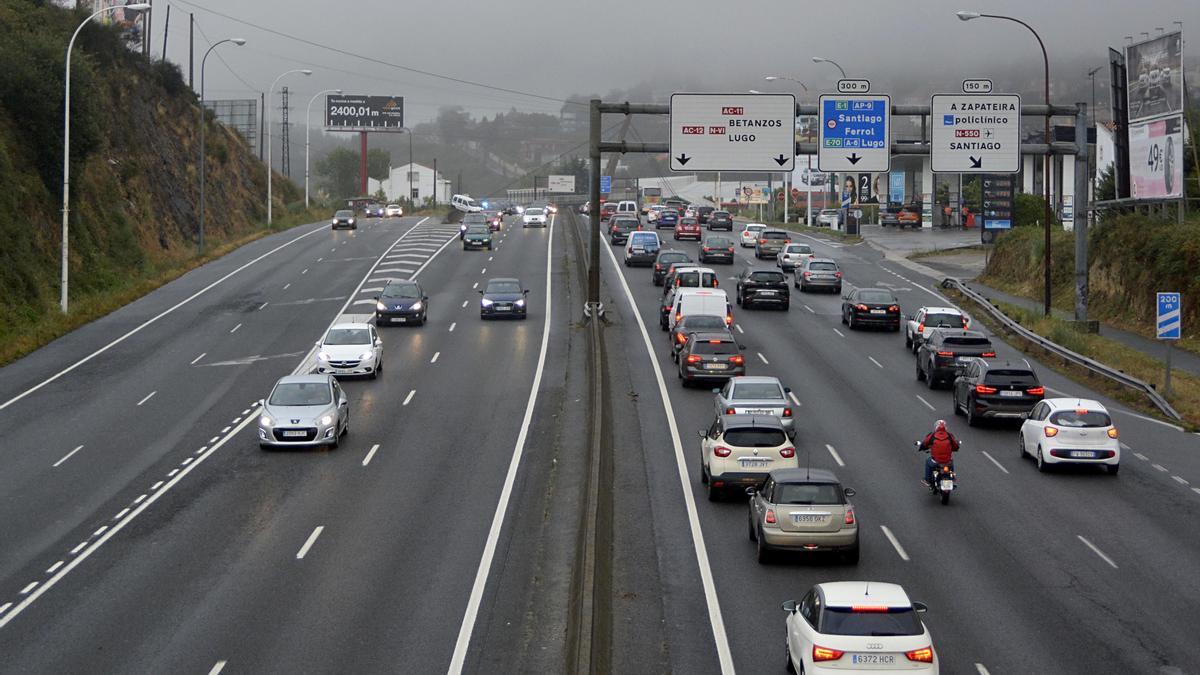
[926,367,938,389]
[736,292,742,307]
[707,481,720,502]
[952,390,963,416]
[700,460,709,484]
[1019,435,1027,458]
[748,514,757,542]
[1036,446,1048,472]
[966,398,978,426]
[1106,463,1120,476]
[843,539,860,565]
[916,359,926,382]
[755,530,770,563]
[330,428,341,450]
[370,365,378,380]
[785,640,797,674]
[848,313,856,330]
[841,309,848,325]
[782,301,789,311]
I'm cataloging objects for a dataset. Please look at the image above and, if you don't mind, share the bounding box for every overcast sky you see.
[156,0,1199,124]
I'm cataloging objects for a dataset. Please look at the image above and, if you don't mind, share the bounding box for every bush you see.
[1014,193,1047,228]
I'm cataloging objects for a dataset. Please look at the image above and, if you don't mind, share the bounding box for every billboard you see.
[547,175,576,193]
[1125,32,1183,123]
[1129,115,1184,199]
[203,99,258,149]
[888,171,905,204]
[325,95,405,132]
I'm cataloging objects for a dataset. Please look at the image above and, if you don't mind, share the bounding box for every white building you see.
[368,162,452,205]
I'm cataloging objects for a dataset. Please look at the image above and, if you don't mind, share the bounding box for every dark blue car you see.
[656,210,679,229]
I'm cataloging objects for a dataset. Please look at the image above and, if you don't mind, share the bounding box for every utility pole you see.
[258,92,265,160]
[280,87,291,178]
[161,5,169,61]
[188,14,194,89]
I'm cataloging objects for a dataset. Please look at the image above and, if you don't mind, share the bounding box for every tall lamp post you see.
[266,68,312,225]
[764,77,810,225]
[305,88,342,209]
[60,3,151,314]
[811,56,848,79]
[199,38,246,253]
[958,10,1055,316]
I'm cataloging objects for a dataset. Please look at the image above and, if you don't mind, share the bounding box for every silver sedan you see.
[713,376,795,437]
[258,374,349,449]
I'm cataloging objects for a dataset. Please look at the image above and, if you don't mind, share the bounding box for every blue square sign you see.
[1157,292,1181,340]
[943,114,955,126]
[600,175,612,194]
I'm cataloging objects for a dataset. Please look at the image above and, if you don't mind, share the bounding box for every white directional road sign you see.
[931,94,1021,173]
[818,94,891,173]
[670,93,796,172]
[547,175,575,193]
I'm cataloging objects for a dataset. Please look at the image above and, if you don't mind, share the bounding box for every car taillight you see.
[802,272,811,278]
[703,246,711,252]
[676,312,682,323]
[686,354,702,364]
[1044,426,1059,437]
[1107,428,1119,439]
[844,507,855,525]
[730,355,744,365]
[975,384,998,394]
[981,351,996,357]
[905,647,934,663]
[888,305,899,312]
[779,447,795,458]
[655,263,661,270]
[937,350,955,357]
[782,407,792,417]
[812,645,845,662]
[676,332,688,344]
[725,407,736,415]
[759,238,767,244]
[962,317,970,328]
[1026,386,1045,396]
[855,304,869,311]
[727,247,734,252]
[917,322,925,333]
[834,271,843,278]
[765,508,776,524]
[714,445,732,457]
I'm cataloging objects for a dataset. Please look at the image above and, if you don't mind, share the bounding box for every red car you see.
[600,202,618,221]
[674,217,702,241]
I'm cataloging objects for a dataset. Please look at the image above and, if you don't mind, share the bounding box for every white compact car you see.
[315,323,383,379]
[905,306,968,353]
[783,582,938,674]
[522,207,548,227]
[1019,398,1120,473]
[384,204,403,217]
[776,243,815,271]
[817,209,841,228]
[740,223,767,248]
[699,414,796,501]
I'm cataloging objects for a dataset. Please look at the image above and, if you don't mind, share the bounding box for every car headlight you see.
[260,415,273,427]
[318,351,331,361]
[481,298,494,307]
[320,415,334,426]
[359,351,375,361]
[376,301,387,311]
[410,301,422,311]
[348,218,356,224]
[515,299,525,307]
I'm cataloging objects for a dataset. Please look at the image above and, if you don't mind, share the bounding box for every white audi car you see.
[1018,398,1120,473]
[783,582,938,674]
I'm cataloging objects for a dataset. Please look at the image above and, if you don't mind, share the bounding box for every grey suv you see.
[754,230,791,259]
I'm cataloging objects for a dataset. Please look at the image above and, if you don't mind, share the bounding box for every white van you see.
[670,288,732,332]
[451,194,483,213]
[617,200,639,216]
[624,231,661,266]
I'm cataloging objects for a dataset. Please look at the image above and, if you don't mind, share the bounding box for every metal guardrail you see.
[942,277,1183,422]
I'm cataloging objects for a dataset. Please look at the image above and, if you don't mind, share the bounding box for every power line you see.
[173,0,584,108]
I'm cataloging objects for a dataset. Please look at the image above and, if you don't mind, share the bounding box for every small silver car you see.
[776,243,814,272]
[794,257,842,293]
[315,323,383,379]
[747,468,858,564]
[713,376,795,437]
[258,375,349,449]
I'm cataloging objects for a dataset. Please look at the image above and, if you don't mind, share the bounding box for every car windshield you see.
[762,232,789,240]
[526,208,544,215]
[324,328,371,345]
[723,428,786,447]
[924,313,962,327]
[487,281,522,294]
[732,383,784,400]
[774,483,843,505]
[713,212,730,219]
[809,261,838,271]
[821,210,839,216]
[269,382,332,406]
[943,336,991,346]
[467,225,489,234]
[706,237,733,247]
[1049,409,1112,427]
[463,214,487,224]
[676,272,717,287]
[745,225,765,232]
[985,369,1039,386]
[631,233,658,244]
[680,218,698,225]
[680,316,727,331]
[659,253,691,264]
[858,291,896,303]
[614,220,638,230]
[749,271,785,283]
[335,210,353,217]
[785,245,812,254]
[381,284,420,299]
[820,607,923,637]
[692,340,737,355]
[386,205,398,209]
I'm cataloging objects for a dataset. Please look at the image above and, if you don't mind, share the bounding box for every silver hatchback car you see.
[794,257,842,293]
[258,375,349,449]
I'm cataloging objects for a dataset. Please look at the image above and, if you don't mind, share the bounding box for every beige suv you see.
[698,415,796,501]
[746,468,859,564]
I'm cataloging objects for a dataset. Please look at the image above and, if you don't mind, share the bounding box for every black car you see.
[669,314,730,361]
[462,224,493,250]
[952,360,1042,425]
[480,277,528,320]
[735,268,790,310]
[695,205,716,224]
[708,210,734,231]
[653,250,694,286]
[609,217,640,245]
[699,235,736,264]
[678,330,745,386]
[363,204,384,218]
[375,280,428,326]
[841,288,901,331]
[331,209,357,230]
[916,329,996,388]
[460,213,488,239]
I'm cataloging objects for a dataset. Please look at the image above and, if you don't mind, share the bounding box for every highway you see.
[1,207,1198,673]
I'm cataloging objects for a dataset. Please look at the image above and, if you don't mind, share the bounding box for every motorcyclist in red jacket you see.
[919,419,959,485]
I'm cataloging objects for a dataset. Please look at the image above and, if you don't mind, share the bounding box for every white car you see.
[699,414,795,501]
[315,323,384,379]
[739,223,767,248]
[783,582,938,674]
[1019,398,1120,473]
[904,306,968,353]
[384,204,403,217]
[776,243,815,271]
[817,209,841,228]
[522,207,548,227]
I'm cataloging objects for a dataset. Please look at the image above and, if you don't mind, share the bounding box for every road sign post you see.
[818,94,891,173]
[930,94,1021,173]
[669,93,796,172]
[1157,292,1182,397]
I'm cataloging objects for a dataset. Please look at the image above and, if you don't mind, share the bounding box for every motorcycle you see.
[459,222,468,240]
[915,440,958,505]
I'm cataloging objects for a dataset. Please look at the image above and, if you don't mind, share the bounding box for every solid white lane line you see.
[880,525,910,562]
[363,444,380,467]
[915,395,936,411]
[1077,535,1118,569]
[449,322,457,332]
[1108,406,1186,431]
[1172,475,1189,485]
[296,526,324,560]
[431,352,440,363]
[136,391,156,406]
[208,661,228,675]
[868,356,884,369]
[52,445,84,468]
[190,353,206,365]
[757,352,769,365]
[825,444,846,467]
[833,328,845,337]
[229,323,241,334]
[45,561,64,575]
[462,300,468,308]
[0,224,327,412]
[451,217,563,673]
[1153,463,1168,472]
[1193,487,1200,496]
[403,390,416,406]
[804,304,815,314]
[980,451,1010,474]
[788,392,801,407]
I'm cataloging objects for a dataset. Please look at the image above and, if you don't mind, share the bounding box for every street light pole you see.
[267,68,312,225]
[958,10,1055,316]
[60,3,151,314]
[811,57,848,79]
[305,88,341,209]
[199,38,246,254]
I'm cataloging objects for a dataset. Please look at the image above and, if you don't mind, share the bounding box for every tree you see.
[315,147,361,199]
[368,148,390,180]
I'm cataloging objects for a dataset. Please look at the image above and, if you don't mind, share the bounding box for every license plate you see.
[704,363,727,370]
[1000,390,1022,397]
[632,247,644,252]
[939,480,955,491]
[282,430,307,438]
[738,457,770,467]
[392,317,406,323]
[496,306,511,312]
[1070,450,1096,458]
[759,290,776,296]
[851,654,897,665]
[791,513,824,524]
[870,309,885,314]
[744,408,773,415]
